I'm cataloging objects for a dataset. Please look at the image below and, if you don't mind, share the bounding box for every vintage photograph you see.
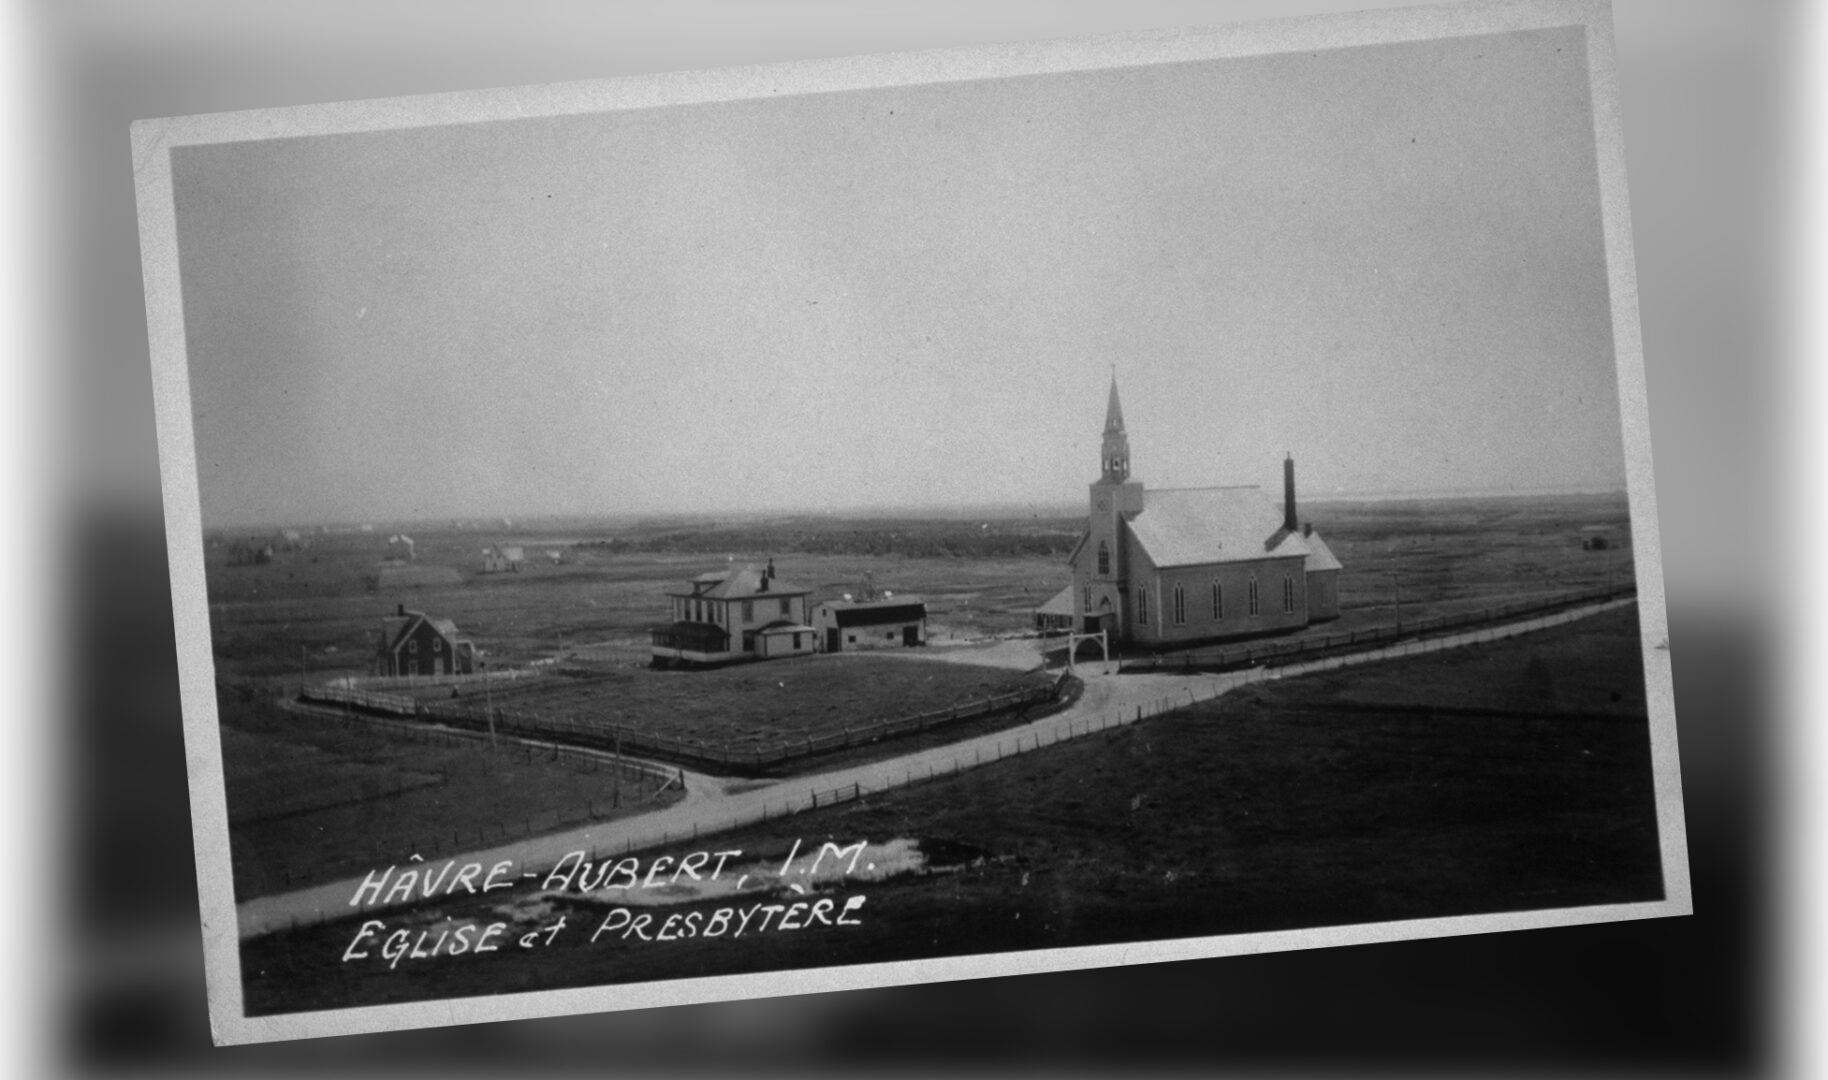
[134,0,1688,1044]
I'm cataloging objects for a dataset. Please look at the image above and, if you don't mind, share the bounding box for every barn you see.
[812,597,929,652]
[374,605,475,677]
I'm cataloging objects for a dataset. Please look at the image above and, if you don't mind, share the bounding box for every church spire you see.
[1100,372,1131,482]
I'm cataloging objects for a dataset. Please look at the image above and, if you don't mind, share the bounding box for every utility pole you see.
[484,671,497,747]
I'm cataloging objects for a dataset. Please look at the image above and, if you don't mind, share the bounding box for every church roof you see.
[1124,487,1312,569]
[1303,531,1343,572]
[1104,376,1126,433]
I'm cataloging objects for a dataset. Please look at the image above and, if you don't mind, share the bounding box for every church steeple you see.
[1101,373,1131,482]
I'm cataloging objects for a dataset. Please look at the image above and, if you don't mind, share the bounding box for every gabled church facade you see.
[1067,378,1342,648]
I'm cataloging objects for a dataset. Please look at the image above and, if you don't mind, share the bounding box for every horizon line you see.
[201,483,1630,534]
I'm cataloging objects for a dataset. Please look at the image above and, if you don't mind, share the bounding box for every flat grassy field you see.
[221,696,685,900]
[238,604,1660,1015]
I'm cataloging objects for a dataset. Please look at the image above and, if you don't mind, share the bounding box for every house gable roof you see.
[380,610,469,653]
[1124,486,1312,569]
[670,566,811,600]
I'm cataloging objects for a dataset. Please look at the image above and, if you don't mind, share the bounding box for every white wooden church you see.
[1063,377,1342,647]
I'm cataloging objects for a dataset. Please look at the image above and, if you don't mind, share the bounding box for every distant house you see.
[650,559,816,667]
[374,604,475,677]
[482,544,524,573]
[1033,585,1076,633]
[812,596,929,652]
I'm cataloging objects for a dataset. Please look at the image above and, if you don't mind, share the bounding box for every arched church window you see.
[1097,541,1110,576]
[1212,582,1223,620]
[1283,575,1295,614]
[1173,583,1185,624]
[1248,576,1260,617]
[1136,585,1148,625]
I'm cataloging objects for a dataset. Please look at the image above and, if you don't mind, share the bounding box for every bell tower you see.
[1081,373,1146,637]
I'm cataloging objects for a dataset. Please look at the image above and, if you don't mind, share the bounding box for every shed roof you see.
[1303,532,1343,573]
[1124,486,1311,569]
[820,601,928,627]
[1036,584,1075,617]
[757,620,816,636]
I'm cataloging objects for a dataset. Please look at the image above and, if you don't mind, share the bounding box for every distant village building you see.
[649,559,816,667]
[482,544,525,573]
[1065,376,1342,648]
[374,604,475,677]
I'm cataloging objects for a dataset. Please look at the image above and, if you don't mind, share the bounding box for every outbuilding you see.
[812,598,928,653]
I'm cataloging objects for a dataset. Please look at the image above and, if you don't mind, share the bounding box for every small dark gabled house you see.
[374,605,475,677]
[812,597,929,652]
[650,559,816,667]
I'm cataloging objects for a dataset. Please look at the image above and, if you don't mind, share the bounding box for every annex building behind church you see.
[1068,378,1342,648]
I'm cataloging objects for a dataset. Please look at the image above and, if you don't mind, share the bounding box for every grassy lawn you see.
[479,654,1053,751]
[222,698,685,900]
[239,603,1661,1016]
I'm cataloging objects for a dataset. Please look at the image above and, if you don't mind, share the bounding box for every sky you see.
[171,24,1625,529]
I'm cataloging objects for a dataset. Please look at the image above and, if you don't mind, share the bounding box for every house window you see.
[742,600,754,622]
[432,638,442,652]
[1212,582,1223,620]
[1173,582,1185,625]
[408,640,418,653]
[1249,576,1260,617]
[1136,585,1149,625]
[780,597,791,618]
[793,632,803,650]
[1097,541,1110,576]
[1283,575,1295,614]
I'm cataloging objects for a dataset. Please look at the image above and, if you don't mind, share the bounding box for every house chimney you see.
[1283,454,1298,532]
[1303,521,1313,537]
[766,558,775,579]
[397,603,405,617]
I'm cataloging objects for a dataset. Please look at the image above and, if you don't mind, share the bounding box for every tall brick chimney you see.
[1283,454,1298,533]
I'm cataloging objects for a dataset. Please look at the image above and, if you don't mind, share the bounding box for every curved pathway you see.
[236,597,1635,938]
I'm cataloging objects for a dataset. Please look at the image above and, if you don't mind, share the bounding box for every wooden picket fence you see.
[1118,582,1637,674]
[300,680,1060,774]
